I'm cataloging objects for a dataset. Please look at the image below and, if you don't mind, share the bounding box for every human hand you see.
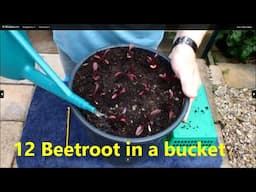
[169,44,201,99]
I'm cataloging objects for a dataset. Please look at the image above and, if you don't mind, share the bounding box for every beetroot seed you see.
[127,73,136,80]
[129,43,134,51]
[111,93,118,99]
[169,111,174,120]
[94,55,101,59]
[122,107,127,114]
[135,125,144,136]
[103,49,110,57]
[139,91,145,96]
[150,109,161,117]
[159,73,167,79]
[146,56,152,62]
[108,115,117,120]
[114,71,124,77]
[150,64,157,69]
[120,118,127,124]
[93,75,100,81]
[169,89,174,98]
[93,82,99,94]
[120,87,126,94]
[104,59,110,64]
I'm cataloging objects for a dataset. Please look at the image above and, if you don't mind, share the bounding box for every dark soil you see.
[72,46,186,138]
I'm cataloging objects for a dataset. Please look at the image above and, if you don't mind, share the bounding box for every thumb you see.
[179,69,199,98]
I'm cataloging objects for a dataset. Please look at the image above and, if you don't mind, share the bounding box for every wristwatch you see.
[172,36,198,53]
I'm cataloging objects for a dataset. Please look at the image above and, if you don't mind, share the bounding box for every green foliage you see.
[165,31,176,41]
[216,30,256,63]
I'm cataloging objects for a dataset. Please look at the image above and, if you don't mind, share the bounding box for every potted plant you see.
[69,44,189,164]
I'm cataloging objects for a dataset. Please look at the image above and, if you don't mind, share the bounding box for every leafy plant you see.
[165,31,176,42]
[215,30,256,63]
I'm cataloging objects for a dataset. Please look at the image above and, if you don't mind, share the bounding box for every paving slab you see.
[26,30,58,54]
[40,54,65,80]
[0,121,23,168]
[0,84,34,121]
[0,77,33,85]
[208,65,225,85]
[217,63,256,88]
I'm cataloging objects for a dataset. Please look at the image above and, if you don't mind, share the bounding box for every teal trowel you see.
[0,30,104,117]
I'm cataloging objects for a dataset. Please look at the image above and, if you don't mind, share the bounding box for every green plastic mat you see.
[166,85,218,151]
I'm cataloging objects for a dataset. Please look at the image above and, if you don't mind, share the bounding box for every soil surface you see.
[72,46,186,138]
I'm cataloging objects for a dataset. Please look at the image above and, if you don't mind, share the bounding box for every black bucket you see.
[69,44,189,165]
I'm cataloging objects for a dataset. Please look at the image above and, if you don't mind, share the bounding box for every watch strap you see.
[172,36,198,53]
